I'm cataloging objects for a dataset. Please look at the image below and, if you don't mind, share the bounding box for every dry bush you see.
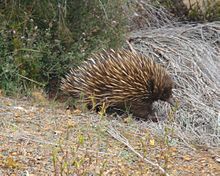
[128,22,220,147]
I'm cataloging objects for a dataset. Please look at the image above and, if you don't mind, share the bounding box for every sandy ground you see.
[0,95,220,175]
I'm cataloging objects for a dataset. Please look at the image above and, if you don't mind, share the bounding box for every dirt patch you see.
[0,96,219,175]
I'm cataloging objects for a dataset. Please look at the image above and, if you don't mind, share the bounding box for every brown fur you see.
[61,49,173,120]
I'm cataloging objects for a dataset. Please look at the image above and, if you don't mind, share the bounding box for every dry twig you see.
[107,125,170,176]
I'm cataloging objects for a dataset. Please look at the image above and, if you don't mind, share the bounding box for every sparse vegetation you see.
[0,97,219,175]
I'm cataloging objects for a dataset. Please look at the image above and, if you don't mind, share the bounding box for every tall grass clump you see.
[0,0,126,96]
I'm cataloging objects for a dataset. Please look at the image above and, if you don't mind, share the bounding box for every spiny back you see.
[61,49,173,107]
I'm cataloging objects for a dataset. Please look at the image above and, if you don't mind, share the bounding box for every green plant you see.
[0,0,126,96]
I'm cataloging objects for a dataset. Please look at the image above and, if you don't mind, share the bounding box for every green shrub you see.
[0,0,126,96]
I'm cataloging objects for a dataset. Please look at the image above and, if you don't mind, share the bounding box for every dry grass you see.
[128,22,220,147]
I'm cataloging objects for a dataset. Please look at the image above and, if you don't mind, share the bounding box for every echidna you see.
[61,49,174,119]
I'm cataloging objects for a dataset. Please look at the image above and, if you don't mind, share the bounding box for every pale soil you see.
[0,95,220,175]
